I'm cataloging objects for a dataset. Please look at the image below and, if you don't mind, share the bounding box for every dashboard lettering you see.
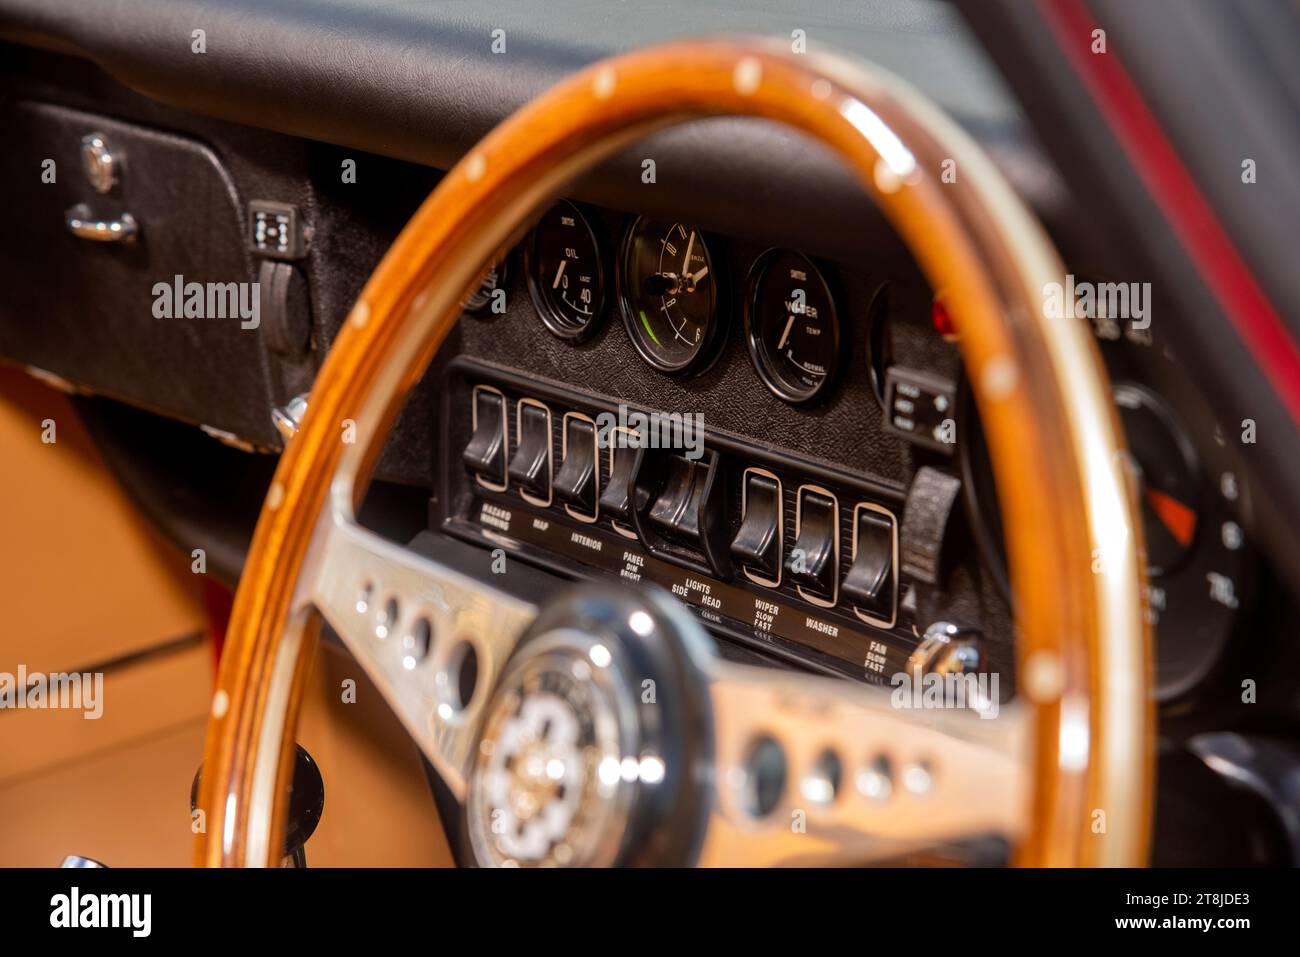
[805,616,838,638]
[570,531,602,552]
[480,503,512,532]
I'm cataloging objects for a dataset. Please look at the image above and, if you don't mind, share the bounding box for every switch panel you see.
[842,503,897,626]
[555,412,598,520]
[788,486,839,605]
[448,366,921,691]
[463,385,507,490]
[508,399,553,505]
[731,469,782,585]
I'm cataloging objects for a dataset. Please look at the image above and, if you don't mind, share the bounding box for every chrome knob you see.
[909,621,984,675]
[80,133,119,194]
[272,393,310,442]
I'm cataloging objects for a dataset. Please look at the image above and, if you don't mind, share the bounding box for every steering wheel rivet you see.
[873,158,903,194]
[1022,650,1065,703]
[733,57,762,96]
[592,67,616,100]
[265,481,285,511]
[980,356,1020,400]
[465,153,486,182]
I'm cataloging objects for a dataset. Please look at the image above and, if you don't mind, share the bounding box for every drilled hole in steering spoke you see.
[401,617,432,671]
[435,640,480,719]
[801,748,843,806]
[857,754,894,802]
[375,597,400,640]
[902,759,933,796]
[739,736,787,819]
[356,581,374,615]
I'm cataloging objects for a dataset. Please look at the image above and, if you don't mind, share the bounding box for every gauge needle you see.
[682,230,696,273]
[690,266,709,284]
[776,314,797,350]
[552,259,567,289]
[1145,487,1197,548]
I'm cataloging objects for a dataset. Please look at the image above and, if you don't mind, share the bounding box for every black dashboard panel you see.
[0,1,1073,266]
[421,201,1015,688]
[0,8,1276,712]
[440,360,919,684]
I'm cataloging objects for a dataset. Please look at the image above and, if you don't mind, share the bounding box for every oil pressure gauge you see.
[745,249,841,404]
[526,200,607,341]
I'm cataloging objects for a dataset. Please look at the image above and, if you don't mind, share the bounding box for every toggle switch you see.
[463,386,507,490]
[842,504,897,625]
[508,400,552,503]
[647,455,708,547]
[598,428,640,535]
[731,470,782,583]
[555,414,598,518]
[788,487,838,602]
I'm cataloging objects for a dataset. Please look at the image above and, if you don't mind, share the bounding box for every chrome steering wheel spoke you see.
[696,661,1029,866]
[301,506,537,799]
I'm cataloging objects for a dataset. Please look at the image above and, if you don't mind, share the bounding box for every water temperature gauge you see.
[745,249,841,404]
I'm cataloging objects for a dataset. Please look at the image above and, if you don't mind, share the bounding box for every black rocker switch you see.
[462,387,506,487]
[731,472,782,579]
[599,438,638,523]
[648,455,708,546]
[554,416,597,515]
[842,507,896,619]
[508,402,552,497]
[787,489,838,598]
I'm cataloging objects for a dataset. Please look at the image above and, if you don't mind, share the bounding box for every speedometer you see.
[1111,381,1247,697]
[618,218,722,374]
[962,306,1252,701]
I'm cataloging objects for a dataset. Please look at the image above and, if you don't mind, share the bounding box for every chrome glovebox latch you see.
[66,132,140,244]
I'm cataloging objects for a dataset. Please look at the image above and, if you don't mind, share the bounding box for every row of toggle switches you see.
[463,385,898,629]
[463,385,610,521]
[731,470,898,628]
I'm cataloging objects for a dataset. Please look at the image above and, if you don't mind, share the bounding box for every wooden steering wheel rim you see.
[196,36,1153,867]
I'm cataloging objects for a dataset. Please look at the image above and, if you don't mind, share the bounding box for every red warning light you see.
[931,295,957,340]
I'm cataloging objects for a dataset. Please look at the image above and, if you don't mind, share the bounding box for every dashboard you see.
[0,38,1264,710]
[427,198,1253,705]
[1,0,1296,868]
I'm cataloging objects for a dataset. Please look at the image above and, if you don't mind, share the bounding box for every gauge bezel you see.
[959,354,1254,704]
[461,255,509,317]
[743,248,842,404]
[524,199,608,342]
[617,216,725,375]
